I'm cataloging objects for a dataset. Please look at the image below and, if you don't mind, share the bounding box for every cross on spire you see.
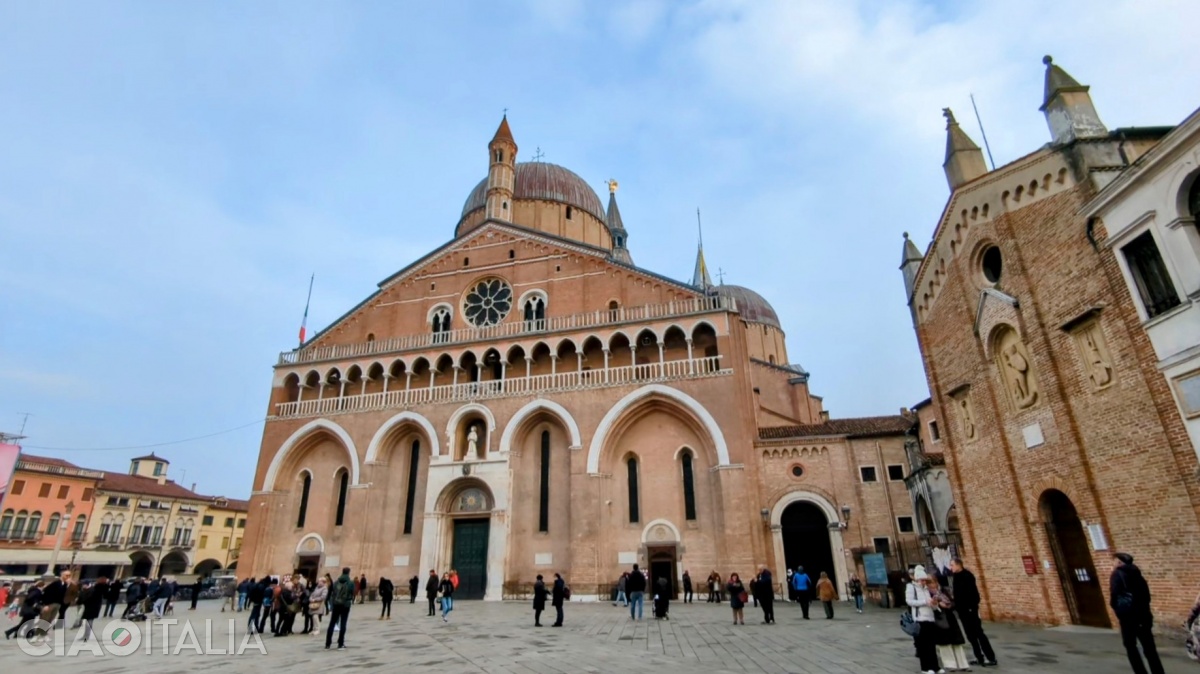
[716,268,726,284]
[532,147,545,162]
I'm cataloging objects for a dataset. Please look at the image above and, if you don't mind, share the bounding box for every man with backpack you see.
[326,567,355,650]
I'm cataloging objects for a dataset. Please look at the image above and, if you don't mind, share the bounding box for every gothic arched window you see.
[681,450,697,521]
[524,295,546,329]
[296,473,311,528]
[403,440,420,535]
[626,456,640,524]
[431,308,451,344]
[538,430,551,532]
[334,470,349,527]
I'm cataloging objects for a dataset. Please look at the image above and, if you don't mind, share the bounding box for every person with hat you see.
[1110,553,1164,674]
[906,565,941,674]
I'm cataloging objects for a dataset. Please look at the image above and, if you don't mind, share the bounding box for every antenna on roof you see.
[970,93,996,170]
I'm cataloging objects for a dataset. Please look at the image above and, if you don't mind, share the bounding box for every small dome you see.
[715,285,781,330]
[461,162,607,223]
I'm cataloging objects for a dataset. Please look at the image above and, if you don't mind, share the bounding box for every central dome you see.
[461,162,607,224]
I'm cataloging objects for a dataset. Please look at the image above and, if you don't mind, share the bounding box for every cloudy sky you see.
[1,1,1197,499]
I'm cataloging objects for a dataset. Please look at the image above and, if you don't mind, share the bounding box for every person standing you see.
[39,572,66,635]
[378,577,393,620]
[121,577,143,619]
[439,572,455,623]
[551,573,566,627]
[152,575,171,618]
[190,577,202,611]
[425,570,439,617]
[306,578,327,635]
[246,578,264,634]
[104,578,122,618]
[237,578,249,612]
[786,569,796,602]
[757,565,775,624]
[791,566,812,619]
[614,573,627,607]
[727,573,746,625]
[532,575,547,627]
[626,564,646,620]
[949,558,996,667]
[79,577,105,641]
[707,571,717,603]
[907,566,941,674]
[682,570,693,604]
[357,574,367,604]
[927,574,970,670]
[1110,553,1165,674]
[653,575,670,620]
[408,576,419,604]
[816,571,837,619]
[325,567,355,650]
[848,575,864,614]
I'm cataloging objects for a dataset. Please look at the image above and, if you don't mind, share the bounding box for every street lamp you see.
[47,500,75,575]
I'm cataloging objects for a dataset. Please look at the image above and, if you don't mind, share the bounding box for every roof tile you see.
[759,415,916,440]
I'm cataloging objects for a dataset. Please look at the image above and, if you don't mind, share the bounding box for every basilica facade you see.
[240,117,928,599]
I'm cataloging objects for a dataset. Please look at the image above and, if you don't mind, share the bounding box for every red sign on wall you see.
[1022,555,1038,575]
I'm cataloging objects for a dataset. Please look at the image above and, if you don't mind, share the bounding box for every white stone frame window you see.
[897,516,915,533]
[1110,217,1186,324]
[886,464,906,482]
[429,304,453,343]
[1174,369,1200,419]
[859,466,878,483]
[928,420,941,443]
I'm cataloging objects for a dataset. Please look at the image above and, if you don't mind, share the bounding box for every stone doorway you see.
[648,546,678,599]
[1040,490,1110,628]
[781,501,837,588]
[452,518,490,600]
[295,554,321,585]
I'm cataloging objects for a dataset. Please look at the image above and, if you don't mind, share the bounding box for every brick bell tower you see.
[485,114,518,222]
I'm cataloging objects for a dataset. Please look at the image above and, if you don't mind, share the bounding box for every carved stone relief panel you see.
[1073,321,1115,390]
[952,390,977,441]
[994,327,1040,410]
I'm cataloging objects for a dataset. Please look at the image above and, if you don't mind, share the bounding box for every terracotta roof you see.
[15,454,82,470]
[461,162,607,223]
[130,452,168,463]
[491,115,515,146]
[759,415,916,440]
[208,497,251,512]
[97,472,207,501]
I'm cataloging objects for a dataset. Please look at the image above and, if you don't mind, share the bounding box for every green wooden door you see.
[452,518,490,600]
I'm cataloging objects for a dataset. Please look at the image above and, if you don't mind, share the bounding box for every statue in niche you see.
[958,396,976,440]
[997,329,1039,409]
[467,424,480,459]
[1081,326,1113,389]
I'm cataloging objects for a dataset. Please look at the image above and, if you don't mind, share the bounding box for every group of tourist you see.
[3,570,183,643]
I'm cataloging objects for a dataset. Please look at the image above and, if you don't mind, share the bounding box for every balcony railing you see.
[0,530,41,542]
[91,535,122,547]
[127,536,163,548]
[70,531,86,543]
[170,540,195,550]
[274,355,729,419]
[278,295,735,366]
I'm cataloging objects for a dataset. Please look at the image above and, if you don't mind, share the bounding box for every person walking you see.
[626,564,646,620]
[757,565,775,624]
[236,578,249,612]
[653,575,670,620]
[325,568,354,650]
[246,578,264,634]
[791,566,812,619]
[190,577,202,611]
[906,565,941,674]
[614,573,627,607]
[707,571,718,603]
[378,577,393,620]
[121,578,143,620]
[1110,553,1164,674]
[425,570,439,617]
[949,558,996,667]
[848,575,864,614]
[152,575,171,619]
[39,572,66,637]
[786,569,796,602]
[533,575,547,627]
[408,576,419,604]
[5,581,44,641]
[439,572,455,623]
[682,570,693,604]
[104,578,122,618]
[727,573,747,625]
[816,571,837,619]
[551,573,566,626]
[357,575,368,605]
[79,578,105,640]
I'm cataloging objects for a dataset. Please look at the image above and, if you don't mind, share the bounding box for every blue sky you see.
[2,1,1197,499]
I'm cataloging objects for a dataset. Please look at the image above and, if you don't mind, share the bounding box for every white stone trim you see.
[640,518,681,544]
[263,419,360,491]
[295,533,326,554]
[445,403,497,457]
[586,384,730,474]
[365,410,441,462]
[499,399,583,453]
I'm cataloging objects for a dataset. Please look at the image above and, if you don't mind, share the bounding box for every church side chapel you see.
[241,117,928,599]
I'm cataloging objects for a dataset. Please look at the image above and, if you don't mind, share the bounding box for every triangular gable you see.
[296,220,702,349]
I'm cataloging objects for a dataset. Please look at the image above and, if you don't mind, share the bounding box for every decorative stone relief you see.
[995,328,1040,409]
[455,488,489,513]
[652,525,670,542]
[303,538,319,552]
[955,393,977,441]
[1074,322,1114,390]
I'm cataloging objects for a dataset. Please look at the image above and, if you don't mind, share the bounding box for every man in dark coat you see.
[190,578,203,610]
[1110,553,1164,674]
[626,564,646,620]
[122,578,144,619]
[950,558,997,667]
[357,574,367,604]
[653,575,670,620]
[104,579,123,618]
[326,568,355,650]
[532,574,547,627]
[682,570,693,604]
[757,566,775,624]
[81,578,107,641]
[246,578,265,634]
[425,570,439,617]
[378,577,394,619]
[408,576,419,604]
[551,573,566,626]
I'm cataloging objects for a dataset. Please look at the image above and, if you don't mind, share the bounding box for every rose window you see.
[463,278,513,327]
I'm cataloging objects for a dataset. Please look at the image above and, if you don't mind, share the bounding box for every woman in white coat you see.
[907,566,942,674]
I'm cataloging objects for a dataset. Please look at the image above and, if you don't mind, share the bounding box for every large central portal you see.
[781,501,836,588]
[452,518,490,600]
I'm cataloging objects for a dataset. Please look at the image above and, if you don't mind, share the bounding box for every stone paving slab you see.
[0,598,1193,673]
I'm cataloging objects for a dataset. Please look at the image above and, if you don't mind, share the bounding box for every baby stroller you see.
[125,597,148,622]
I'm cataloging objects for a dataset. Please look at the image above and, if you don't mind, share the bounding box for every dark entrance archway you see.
[130,552,153,578]
[1040,490,1110,627]
[193,559,223,578]
[451,518,490,600]
[295,554,320,585]
[648,547,678,599]
[781,501,836,588]
[159,551,189,576]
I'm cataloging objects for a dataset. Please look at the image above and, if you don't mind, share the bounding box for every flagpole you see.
[299,273,314,346]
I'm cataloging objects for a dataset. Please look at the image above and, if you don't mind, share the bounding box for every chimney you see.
[819,411,830,422]
[191,483,196,492]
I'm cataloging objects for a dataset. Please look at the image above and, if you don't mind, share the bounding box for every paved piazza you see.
[1,599,1192,673]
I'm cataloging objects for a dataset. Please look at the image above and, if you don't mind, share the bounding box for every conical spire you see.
[491,114,515,146]
[900,231,924,269]
[693,245,713,289]
[942,108,988,190]
[1039,55,1106,144]
[606,180,632,265]
[900,232,925,325]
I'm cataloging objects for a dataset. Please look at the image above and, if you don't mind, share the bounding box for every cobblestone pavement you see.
[0,598,1192,673]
